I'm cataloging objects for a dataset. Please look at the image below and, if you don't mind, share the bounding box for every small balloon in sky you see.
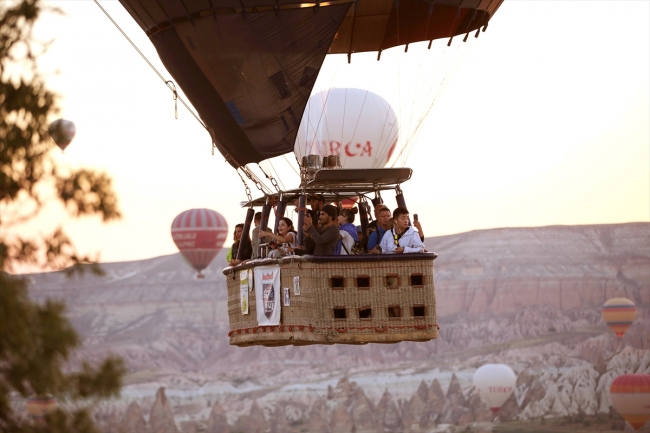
[26,395,57,421]
[48,119,76,151]
[609,373,650,431]
[601,297,637,338]
[473,363,517,415]
[171,208,229,279]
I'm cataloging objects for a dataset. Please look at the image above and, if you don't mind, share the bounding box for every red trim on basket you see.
[335,327,348,333]
[229,323,439,337]
[374,326,388,333]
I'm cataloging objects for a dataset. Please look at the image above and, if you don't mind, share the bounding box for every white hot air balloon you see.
[295,88,398,170]
[473,364,517,415]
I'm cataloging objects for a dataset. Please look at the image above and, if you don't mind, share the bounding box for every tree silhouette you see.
[1,1,125,431]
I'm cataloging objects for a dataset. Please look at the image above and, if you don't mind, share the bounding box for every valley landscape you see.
[24,222,650,433]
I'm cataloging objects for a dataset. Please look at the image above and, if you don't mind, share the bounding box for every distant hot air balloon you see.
[26,395,57,421]
[473,364,517,415]
[171,209,229,278]
[602,297,637,338]
[295,88,398,169]
[610,373,650,431]
[48,119,76,151]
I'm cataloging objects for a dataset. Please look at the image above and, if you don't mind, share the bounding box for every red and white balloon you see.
[171,208,228,278]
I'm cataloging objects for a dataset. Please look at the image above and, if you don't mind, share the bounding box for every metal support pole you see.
[296,193,306,247]
[273,196,286,234]
[359,197,369,237]
[236,207,255,261]
[395,187,411,226]
[258,198,272,258]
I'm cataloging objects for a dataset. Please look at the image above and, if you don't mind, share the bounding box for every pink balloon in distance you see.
[171,209,229,278]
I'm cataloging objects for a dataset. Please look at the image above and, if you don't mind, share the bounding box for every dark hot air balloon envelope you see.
[48,119,76,151]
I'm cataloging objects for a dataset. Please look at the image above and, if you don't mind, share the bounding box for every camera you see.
[268,240,278,249]
[376,245,382,253]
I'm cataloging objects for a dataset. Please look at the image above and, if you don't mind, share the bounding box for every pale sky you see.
[12,0,650,265]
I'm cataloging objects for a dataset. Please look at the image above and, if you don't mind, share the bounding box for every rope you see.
[94,0,206,130]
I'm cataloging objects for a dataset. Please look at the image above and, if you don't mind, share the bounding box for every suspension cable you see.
[94,0,206,130]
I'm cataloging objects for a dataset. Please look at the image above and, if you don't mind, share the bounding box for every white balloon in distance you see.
[473,364,517,415]
[295,88,398,169]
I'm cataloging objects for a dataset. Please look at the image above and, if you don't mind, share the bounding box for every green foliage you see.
[0,1,126,431]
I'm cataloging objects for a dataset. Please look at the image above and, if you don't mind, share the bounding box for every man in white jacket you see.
[379,207,425,254]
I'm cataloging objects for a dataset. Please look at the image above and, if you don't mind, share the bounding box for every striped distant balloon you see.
[610,374,650,431]
[602,297,637,338]
[171,209,228,278]
[26,395,57,421]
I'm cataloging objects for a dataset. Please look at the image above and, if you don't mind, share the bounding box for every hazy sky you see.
[13,0,650,265]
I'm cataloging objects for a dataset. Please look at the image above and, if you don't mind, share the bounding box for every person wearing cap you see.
[379,207,425,254]
[303,204,339,255]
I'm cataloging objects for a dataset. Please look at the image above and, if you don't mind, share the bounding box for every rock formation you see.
[150,387,179,433]
[120,401,149,433]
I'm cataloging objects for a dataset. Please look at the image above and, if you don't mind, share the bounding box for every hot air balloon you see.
[171,209,229,278]
[48,119,76,151]
[610,373,650,431]
[118,0,504,346]
[26,395,57,421]
[602,297,637,338]
[296,88,398,169]
[473,364,517,415]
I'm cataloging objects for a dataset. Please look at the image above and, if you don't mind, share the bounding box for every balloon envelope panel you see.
[473,364,517,414]
[296,88,398,169]
[610,374,650,431]
[602,297,637,338]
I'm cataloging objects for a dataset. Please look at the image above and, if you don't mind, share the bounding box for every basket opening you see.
[333,308,347,319]
[331,276,345,288]
[358,307,372,319]
[413,305,426,317]
[387,306,401,318]
[385,275,399,288]
[410,274,424,286]
[356,276,370,288]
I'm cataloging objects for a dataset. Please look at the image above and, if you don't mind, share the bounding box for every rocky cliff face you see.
[24,223,650,432]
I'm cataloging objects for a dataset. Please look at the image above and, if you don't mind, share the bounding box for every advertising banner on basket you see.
[254,265,281,326]
[240,270,249,315]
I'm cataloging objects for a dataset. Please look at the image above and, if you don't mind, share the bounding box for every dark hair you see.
[233,223,244,241]
[279,217,295,232]
[378,207,391,216]
[392,207,409,220]
[254,212,262,222]
[340,208,356,224]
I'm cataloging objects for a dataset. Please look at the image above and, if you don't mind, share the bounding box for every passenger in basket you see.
[250,212,263,259]
[367,206,392,254]
[379,207,425,254]
[228,223,253,266]
[259,217,297,258]
[303,204,340,255]
[310,194,325,224]
[338,208,359,243]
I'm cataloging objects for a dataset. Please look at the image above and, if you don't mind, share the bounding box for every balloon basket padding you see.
[223,253,438,347]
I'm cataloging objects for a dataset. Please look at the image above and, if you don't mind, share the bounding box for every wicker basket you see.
[224,253,438,347]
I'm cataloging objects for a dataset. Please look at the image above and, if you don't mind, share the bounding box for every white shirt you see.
[379,226,425,254]
[339,230,355,255]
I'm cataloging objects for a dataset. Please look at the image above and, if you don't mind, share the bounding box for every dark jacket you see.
[307,224,339,255]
